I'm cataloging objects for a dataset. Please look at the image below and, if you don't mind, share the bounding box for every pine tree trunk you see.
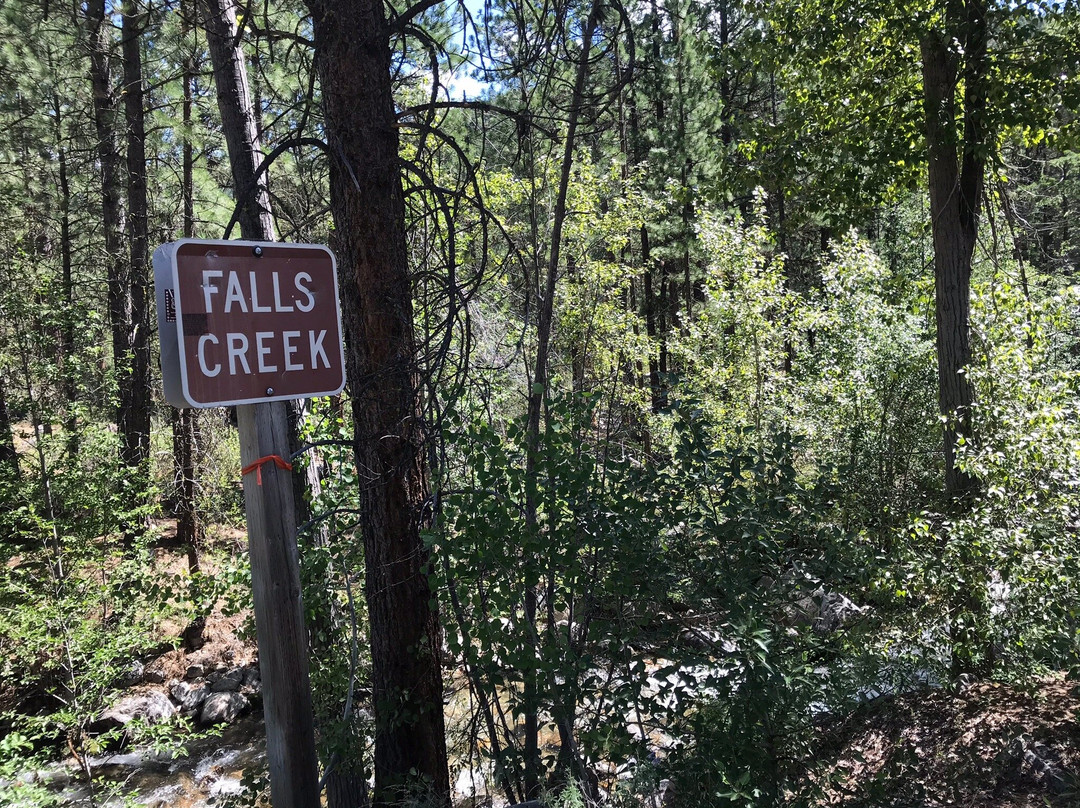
[52,95,78,456]
[198,0,323,530]
[200,0,275,239]
[121,0,152,475]
[199,4,322,806]
[0,372,17,473]
[86,0,131,455]
[304,1,450,804]
[641,226,663,413]
[174,0,203,572]
[522,2,602,794]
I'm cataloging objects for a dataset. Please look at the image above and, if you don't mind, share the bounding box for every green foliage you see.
[3,0,1080,802]
[435,394,674,785]
[293,398,375,786]
[887,282,1080,677]
[671,207,938,530]
[657,403,874,807]
[669,203,796,436]
[435,389,872,800]
[0,415,198,797]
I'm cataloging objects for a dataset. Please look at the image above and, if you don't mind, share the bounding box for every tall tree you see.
[304,0,451,803]
[120,0,153,477]
[198,1,321,806]
[172,0,203,571]
[87,0,153,500]
[520,0,604,794]
[86,1,134,461]
[920,0,986,497]
[764,0,1080,495]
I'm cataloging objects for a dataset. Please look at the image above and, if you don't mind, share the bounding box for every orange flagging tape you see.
[241,454,293,485]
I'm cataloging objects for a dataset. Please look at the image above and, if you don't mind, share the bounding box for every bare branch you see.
[387,0,446,36]
[398,101,557,139]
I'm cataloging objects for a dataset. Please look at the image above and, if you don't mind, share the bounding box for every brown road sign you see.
[155,239,346,408]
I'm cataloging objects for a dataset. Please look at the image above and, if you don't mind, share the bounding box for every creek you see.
[9,716,266,807]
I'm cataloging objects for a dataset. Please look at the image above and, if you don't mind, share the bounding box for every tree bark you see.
[198,0,322,527]
[174,0,203,572]
[200,0,275,240]
[86,0,132,460]
[0,371,17,473]
[52,94,78,456]
[522,2,602,795]
[120,0,152,475]
[304,1,450,804]
[641,226,663,413]
[920,1,985,499]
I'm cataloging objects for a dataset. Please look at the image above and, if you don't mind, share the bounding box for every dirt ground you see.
[805,676,1080,806]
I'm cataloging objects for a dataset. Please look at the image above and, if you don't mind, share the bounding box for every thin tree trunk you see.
[201,0,362,800]
[523,2,602,795]
[52,95,78,456]
[121,0,152,477]
[627,35,662,416]
[641,226,662,413]
[719,0,733,149]
[174,0,203,574]
[304,1,450,804]
[0,371,17,473]
[86,0,131,456]
[672,9,693,325]
[921,14,983,500]
[200,0,275,239]
[199,3,322,806]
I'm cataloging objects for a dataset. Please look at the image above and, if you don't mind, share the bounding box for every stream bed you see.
[7,715,266,807]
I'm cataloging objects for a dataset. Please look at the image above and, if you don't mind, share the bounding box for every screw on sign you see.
[154,239,346,408]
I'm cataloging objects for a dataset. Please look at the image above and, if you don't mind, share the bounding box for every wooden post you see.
[236,401,321,808]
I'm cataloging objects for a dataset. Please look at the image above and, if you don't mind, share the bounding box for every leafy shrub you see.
[889,283,1080,678]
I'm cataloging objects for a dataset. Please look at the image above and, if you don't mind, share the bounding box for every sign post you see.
[155,239,344,808]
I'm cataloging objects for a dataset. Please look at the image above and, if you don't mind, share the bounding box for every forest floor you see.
[805,676,1080,806]
[7,526,1080,807]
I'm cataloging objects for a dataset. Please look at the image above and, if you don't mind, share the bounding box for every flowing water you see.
[8,716,266,807]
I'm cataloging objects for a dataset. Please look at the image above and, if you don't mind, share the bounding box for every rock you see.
[784,595,818,627]
[143,667,167,684]
[755,575,777,592]
[1001,734,1069,794]
[199,691,249,725]
[182,616,207,652]
[657,779,676,808]
[679,627,736,654]
[206,666,228,684]
[185,663,205,680]
[239,665,261,695]
[955,673,978,693]
[117,660,144,687]
[813,590,868,634]
[93,691,176,732]
[171,681,211,713]
[1027,741,1068,793]
[210,667,244,693]
[988,570,1011,617]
